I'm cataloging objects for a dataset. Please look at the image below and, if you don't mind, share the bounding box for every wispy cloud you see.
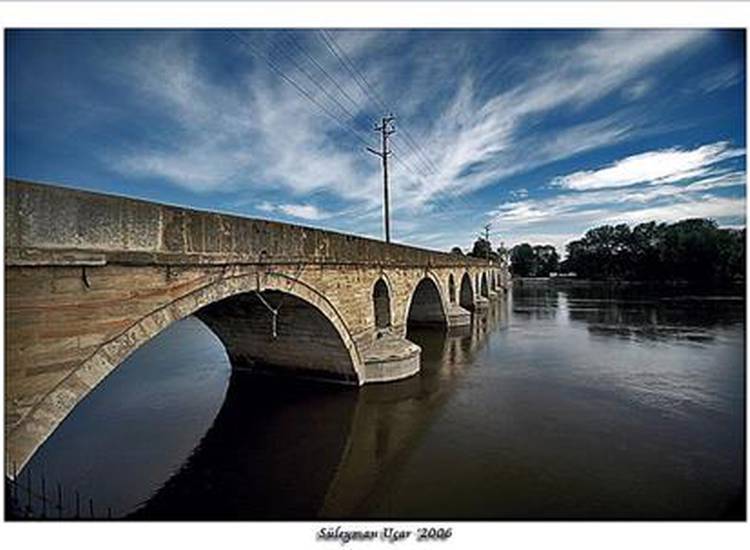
[697,63,742,93]
[20,28,737,249]
[112,33,381,209]
[108,30,711,213]
[389,30,709,208]
[489,168,746,253]
[255,200,329,220]
[551,141,744,191]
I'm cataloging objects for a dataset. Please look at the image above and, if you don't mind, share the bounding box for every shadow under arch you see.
[129,370,360,520]
[459,272,474,311]
[372,277,392,329]
[481,272,489,297]
[10,271,363,472]
[405,275,449,328]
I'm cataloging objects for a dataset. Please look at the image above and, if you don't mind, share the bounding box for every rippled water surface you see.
[23,285,745,519]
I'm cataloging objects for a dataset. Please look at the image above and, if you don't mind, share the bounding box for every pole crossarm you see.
[368,115,396,244]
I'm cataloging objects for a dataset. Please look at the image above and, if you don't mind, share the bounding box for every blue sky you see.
[6,29,746,254]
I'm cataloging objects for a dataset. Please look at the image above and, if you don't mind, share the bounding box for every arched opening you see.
[21,316,232,519]
[406,277,448,327]
[448,274,456,303]
[475,274,480,296]
[14,283,362,518]
[372,278,391,329]
[459,273,475,311]
[196,290,358,383]
[11,277,362,476]
[481,273,489,297]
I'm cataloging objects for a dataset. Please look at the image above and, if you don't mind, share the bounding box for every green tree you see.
[469,238,498,261]
[533,245,560,276]
[562,217,744,286]
[510,243,537,276]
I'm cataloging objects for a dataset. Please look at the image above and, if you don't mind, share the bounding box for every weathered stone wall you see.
[5,179,510,471]
[6,179,495,268]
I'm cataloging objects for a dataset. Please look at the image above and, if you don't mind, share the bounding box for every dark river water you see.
[22,284,745,520]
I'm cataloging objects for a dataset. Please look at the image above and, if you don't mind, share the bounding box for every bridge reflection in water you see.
[126,300,507,519]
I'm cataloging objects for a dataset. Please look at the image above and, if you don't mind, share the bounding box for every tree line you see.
[456,218,745,286]
[518,219,744,285]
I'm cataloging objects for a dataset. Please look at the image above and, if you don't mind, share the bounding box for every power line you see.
[318,30,386,115]
[319,33,445,178]
[271,31,363,129]
[313,32,473,231]
[390,136,435,177]
[317,31,478,223]
[320,31,442,178]
[232,29,479,249]
[227,31,375,150]
[282,30,367,122]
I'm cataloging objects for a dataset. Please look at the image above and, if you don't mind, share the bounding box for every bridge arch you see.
[460,272,475,311]
[372,277,392,330]
[405,273,449,327]
[9,271,364,471]
[481,273,489,297]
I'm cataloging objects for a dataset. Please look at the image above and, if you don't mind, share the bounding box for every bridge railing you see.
[5,463,112,520]
[6,179,495,269]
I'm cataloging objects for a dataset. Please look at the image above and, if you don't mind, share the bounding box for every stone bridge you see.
[5,179,510,471]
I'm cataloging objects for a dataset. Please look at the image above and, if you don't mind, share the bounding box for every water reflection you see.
[126,300,507,519]
[560,285,743,345]
[320,301,507,517]
[512,286,560,320]
[130,374,359,519]
[18,285,743,520]
[20,317,231,518]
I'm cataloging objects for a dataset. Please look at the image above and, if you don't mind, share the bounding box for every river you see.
[21,284,745,520]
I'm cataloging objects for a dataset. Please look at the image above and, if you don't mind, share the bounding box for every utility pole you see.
[367,115,396,243]
[483,223,492,263]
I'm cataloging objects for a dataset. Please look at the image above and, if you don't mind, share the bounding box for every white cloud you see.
[552,141,743,191]
[490,172,746,256]
[605,195,746,227]
[111,32,381,208]
[96,29,733,249]
[277,203,327,220]
[254,201,329,220]
[622,79,653,101]
[109,30,710,210]
[389,30,709,209]
[697,64,742,93]
[490,170,746,230]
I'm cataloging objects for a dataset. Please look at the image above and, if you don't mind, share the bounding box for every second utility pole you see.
[483,223,492,263]
[367,115,395,243]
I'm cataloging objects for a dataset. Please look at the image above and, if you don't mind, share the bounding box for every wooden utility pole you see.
[367,115,395,243]
[483,223,492,262]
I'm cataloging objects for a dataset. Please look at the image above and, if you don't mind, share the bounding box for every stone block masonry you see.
[5,179,510,471]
